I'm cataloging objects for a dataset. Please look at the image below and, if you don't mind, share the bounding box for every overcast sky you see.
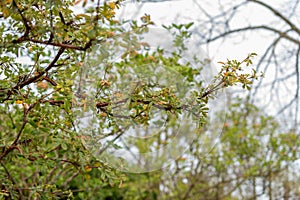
[117,0,274,62]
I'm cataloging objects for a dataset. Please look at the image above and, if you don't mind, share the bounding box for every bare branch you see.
[247,0,300,35]
[206,26,300,46]
[12,38,95,51]
[294,46,300,127]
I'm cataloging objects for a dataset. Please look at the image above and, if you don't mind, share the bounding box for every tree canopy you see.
[2,0,295,199]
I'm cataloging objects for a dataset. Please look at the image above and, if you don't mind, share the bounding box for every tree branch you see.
[12,37,94,51]
[13,47,65,91]
[12,0,31,41]
[0,160,24,197]
[27,38,94,51]
[294,46,300,127]
[206,26,300,46]
[247,0,300,36]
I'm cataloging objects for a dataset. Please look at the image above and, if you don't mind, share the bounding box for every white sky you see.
[117,0,274,62]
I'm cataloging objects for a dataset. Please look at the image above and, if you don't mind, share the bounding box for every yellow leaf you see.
[141,14,151,24]
[16,100,23,104]
[100,80,111,86]
[99,112,107,117]
[177,156,187,161]
[81,99,87,112]
[65,121,70,127]
[94,162,101,167]
[85,174,91,180]
[108,2,115,10]
[107,31,115,37]
[5,0,12,5]
[84,165,92,172]
[2,6,9,18]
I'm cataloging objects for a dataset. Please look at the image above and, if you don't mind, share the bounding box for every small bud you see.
[37,81,48,89]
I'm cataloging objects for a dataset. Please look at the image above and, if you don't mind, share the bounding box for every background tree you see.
[105,97,300,200]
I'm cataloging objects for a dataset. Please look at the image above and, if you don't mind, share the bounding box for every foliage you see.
[104,98,300,200]
[0,0,259,199]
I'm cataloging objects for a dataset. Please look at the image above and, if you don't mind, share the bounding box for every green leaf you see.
[61,143,68,150]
